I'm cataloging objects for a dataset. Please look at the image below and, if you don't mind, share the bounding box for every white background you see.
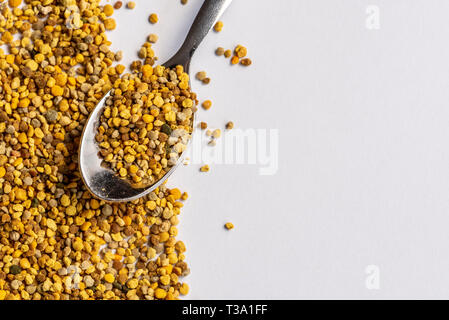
[108,0,449,299]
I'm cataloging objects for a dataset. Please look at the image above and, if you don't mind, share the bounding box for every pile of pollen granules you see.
[0,0,189,300]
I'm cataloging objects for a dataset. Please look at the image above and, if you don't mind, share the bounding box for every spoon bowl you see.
[79,0,232,202]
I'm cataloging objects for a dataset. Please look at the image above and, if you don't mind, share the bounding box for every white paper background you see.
[107,0,449,299]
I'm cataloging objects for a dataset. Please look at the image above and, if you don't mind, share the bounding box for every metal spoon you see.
[79,0,233,202]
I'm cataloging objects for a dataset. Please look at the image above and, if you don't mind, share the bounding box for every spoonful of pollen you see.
[79,0,233,202]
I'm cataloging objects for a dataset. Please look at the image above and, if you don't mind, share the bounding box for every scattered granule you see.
[214,21,224,32]
[148,34,159,43]
[8,0,21,8]
[114,1,123,9]
[202,77,211,85]
[225,222,235,230]
[149,13,159,24]
[212,129,221,139]
[224,49,232,58]
[231,56,239,65]
[51,85,64,96]
[127,1,136,9]
[240,58,252,66]
[138,47,147,58]
[116,64,126,74]
[155,288,167,299]
[196,71,207,81]
[104,18,117,30]
[200,122,208,130]
[1,31,13,43]
[200,165,210,172]
[226,121,234,130]
[181,0,188,4]
[235,45,247,58]
[104,274,115,284]
[180,283,190,295]
[104,4,114,16]
[202,100,212,110]
[168,188,181,200]
[215,47,225,56]
[115,50,124,61]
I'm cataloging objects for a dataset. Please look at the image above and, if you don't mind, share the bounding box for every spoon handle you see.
[164,0,233,70]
